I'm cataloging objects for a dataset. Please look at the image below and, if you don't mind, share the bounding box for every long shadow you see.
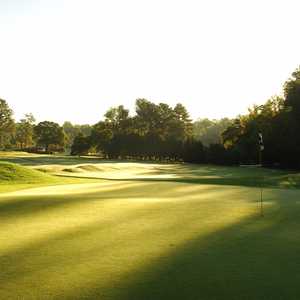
[1,183,233,298]
[0,205,169,278]
[90,199,300,300]
[2,190,300,299]
[0,180,228,222]
[0,181,156,221]
[2,156,300,299]
[1,202,194,300]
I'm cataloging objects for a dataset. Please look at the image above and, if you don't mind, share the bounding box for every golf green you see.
[1,153,300,299]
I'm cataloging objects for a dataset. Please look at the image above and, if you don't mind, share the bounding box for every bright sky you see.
[0,0,299,125]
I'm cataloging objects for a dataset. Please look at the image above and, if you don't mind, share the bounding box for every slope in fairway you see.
[1,155,300,299]
[0,158,100,193]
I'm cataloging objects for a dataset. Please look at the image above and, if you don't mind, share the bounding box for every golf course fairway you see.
[1,153,300,300]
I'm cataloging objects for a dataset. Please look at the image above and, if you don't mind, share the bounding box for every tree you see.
[63,122,92,150]
[90,121,113,157]
[284,67,300,119]
[87,100,193,160]
[271,67,300,168]
[104,105,129,125]
[173,103,193,140]
[193,118,232,146]
[34,121,65,152]
[71,133,91,155]
[63,121,80,149]
[221,96,285,165]
[15,113,36,149]
[0,99,15,149]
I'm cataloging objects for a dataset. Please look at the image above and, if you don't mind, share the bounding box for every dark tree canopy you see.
[71,133,91,156]
[86,99,194,160]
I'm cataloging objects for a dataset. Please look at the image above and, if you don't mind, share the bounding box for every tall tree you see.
[284,67,300,119]
[276,67,300,167]
[34,121,65,152]
[63,121,80,148]
[221,96,285,165]
[0,99,15,149]
[90,121,113,158]
[173,103,193,139]
[15,113,36,149]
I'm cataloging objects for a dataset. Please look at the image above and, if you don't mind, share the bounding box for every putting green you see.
[1,154,300,299]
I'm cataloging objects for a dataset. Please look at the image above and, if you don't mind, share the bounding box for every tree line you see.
[0,102,91,153]
[1,66,300,168]
[222,67,300,168]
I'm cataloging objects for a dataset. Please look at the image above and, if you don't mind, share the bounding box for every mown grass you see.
[2,151,300,189]
[1,152,300,299]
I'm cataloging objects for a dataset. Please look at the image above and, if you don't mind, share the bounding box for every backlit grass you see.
[1,153,300,299]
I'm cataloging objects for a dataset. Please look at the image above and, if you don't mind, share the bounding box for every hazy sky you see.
[0,0,299,124]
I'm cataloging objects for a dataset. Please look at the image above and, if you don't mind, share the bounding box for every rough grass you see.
[1,153,300,299]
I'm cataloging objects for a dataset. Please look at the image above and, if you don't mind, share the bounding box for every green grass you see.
[0,159,99,193]
[1,152,300,299]
[0,161,55,183]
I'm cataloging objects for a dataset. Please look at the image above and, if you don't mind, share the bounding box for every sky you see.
[0,0,299,125]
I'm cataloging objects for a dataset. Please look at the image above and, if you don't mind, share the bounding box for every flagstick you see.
[259,145,264,217]
[260,182,263,217]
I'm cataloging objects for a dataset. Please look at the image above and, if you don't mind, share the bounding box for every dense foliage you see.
[14,114,35,149]
[193,118,233,146]
[221,67,300,168]
[34,121,65,152]
[0,99,15,149]
[63,122,91,150]
[77,100,194,160]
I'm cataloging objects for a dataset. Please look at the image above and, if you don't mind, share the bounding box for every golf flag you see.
[258,132,264,151]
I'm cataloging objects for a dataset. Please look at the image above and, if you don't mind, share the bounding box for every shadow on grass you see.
[0,180,177,221]
[105,201,300,300]
[1,187,300,299]
[0,180,234,223]
[1,155,300,299]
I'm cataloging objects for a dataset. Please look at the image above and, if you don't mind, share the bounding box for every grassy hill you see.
[0,160,98,193]
[0,161,55,183]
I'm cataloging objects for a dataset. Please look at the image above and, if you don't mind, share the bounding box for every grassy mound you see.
[0,161,55,184]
